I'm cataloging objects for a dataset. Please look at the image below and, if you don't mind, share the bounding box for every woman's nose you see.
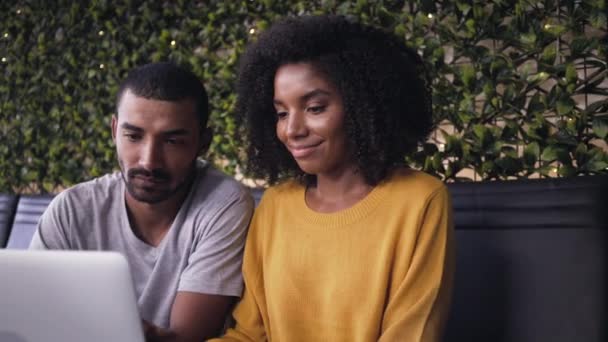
[285,111,308,139]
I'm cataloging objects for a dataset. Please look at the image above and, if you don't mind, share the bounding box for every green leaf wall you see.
[1,0,607,193]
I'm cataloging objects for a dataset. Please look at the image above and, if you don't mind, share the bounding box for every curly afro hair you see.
[236,15,433,186]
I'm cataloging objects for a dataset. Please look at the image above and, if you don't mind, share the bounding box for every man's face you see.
[112,90,204,204]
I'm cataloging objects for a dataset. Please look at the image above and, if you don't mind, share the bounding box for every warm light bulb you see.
[249,28,256,35]
[98,30,104,36]
[427,13,434,19]
[99,64,104,69]
[170,40,176,46]
[1,57,7,63]
[3,33,8,38]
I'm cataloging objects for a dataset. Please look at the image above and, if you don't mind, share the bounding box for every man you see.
[30,62,254,341]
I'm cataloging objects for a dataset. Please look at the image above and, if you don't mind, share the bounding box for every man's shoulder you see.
[53,172,122,207]
[62,172,122,196]
[251,179,302,211]
[189,163,253,210]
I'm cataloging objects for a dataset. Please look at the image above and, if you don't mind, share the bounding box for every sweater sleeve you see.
[209,192,270,342]
[378,185,455,342]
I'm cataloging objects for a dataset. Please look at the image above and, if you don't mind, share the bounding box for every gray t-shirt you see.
[29,161,254,328]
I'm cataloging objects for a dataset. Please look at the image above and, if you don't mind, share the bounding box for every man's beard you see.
[119,159,195,204]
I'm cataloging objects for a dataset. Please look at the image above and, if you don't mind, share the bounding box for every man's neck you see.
[124,184,191,247]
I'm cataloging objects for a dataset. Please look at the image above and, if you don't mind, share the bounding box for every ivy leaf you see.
[570,36,592,56]
[540,44,556,64]
[527,93,545,115]
[565,64,577,84]
[520,31,536,45]
[590,12,607,29]
[460,64,476,89]
[593,117,608,139]
[543,24,566,36]
[524,142,540,166]
[584,158,608,172]
[496,156,523,174]
[558,165,577,177]
[556,97,575,115]
[574,143,591,168]
[541,145,568,162]
[456,2,471,16]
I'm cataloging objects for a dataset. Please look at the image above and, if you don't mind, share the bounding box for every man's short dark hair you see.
[116,62,209,127]
[236,15,433,185]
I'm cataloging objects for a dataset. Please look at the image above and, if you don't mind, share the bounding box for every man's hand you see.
[142,320,176,342]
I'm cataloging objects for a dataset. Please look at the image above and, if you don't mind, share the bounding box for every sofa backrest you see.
[1,176,606,341]
[443,176,608,342]
[0,194,19,247]
[5,195,55,249]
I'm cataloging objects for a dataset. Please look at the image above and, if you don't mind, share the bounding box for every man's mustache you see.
[127,168,170,181]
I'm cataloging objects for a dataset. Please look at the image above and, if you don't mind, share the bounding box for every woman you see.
[215,15,454,342]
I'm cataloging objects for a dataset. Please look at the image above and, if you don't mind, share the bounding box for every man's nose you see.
[139,140,163,170]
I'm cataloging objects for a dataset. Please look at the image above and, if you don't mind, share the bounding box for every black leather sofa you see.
[1,175,606,341]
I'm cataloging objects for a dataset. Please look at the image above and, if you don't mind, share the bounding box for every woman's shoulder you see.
[385,168,447,197]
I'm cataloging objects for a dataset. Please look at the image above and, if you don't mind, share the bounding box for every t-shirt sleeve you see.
[210,188,273,342]
[29,191,72,250]
[177,189,254,297]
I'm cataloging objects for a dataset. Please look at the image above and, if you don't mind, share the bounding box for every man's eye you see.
[166,138,182,145]
[124,134,140,142]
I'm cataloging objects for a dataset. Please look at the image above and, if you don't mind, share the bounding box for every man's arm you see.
[171,292,236,340]
[145,189,254,342]
[144,293,236,342]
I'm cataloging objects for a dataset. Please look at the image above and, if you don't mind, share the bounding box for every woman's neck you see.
[305,168,374,213]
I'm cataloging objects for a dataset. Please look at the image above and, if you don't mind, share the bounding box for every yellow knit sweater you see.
[213,169,454,342]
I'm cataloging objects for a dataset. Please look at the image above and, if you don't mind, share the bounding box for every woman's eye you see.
[307,105,325,114]
[276,111,288,119]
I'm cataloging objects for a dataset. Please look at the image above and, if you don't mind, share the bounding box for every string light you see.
[170,40,176,47]
[98,30,104,36]
[544,24,553,30]
[249,28,256,35]
[16,9,21,14]
[99,64,104,69]
[1,57,7,63]
[552,167,559,173]
[427,13,434,19]
[3,33,8,38]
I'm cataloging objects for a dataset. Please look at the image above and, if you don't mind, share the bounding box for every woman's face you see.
[273,62,356,177]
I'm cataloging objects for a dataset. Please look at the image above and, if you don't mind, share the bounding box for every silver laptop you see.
[0,250,145,342]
